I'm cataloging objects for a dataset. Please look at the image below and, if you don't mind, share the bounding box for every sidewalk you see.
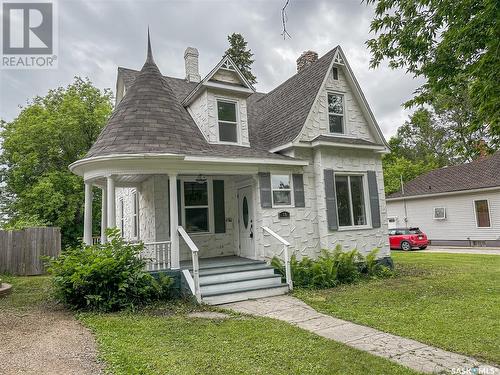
[223,296,499,374]
[423,246,500,255]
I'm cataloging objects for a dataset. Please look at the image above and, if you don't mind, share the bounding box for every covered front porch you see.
[72,155,302,304]
[82,171,258,270]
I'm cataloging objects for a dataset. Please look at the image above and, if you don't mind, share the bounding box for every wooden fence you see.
[0,227,61,275]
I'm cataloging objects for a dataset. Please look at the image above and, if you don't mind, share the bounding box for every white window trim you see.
[473,199,491,228]
[271,173,294,208]
[334,172,372,231]
[433,207,446,220]
[327,91,346,135]
[215,97,241,145]
[119,197,125,236]
[180,177,214,235]
[131,190,139,239]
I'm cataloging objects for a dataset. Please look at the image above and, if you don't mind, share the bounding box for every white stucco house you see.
[70,34,391,304]
[386,152,500,247]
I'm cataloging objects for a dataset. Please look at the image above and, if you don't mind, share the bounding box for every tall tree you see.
[365,0,500,142]
[0,77,112,245]
[224,33,257,85]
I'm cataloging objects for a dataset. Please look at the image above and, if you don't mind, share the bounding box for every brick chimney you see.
[184,47,201,83]
[296,50,318,72]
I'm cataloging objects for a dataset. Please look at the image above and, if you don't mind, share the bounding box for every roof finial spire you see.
[145,26,155,65]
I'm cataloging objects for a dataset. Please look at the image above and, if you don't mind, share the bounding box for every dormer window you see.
[328,93,344,134]
[217,100,238,143]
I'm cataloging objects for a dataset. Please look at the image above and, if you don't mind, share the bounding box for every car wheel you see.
[401,241,411,251]
[419,246,427,250]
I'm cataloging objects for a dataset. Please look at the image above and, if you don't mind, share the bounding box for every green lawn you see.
[81,310,420,375]
[294,252,500,364]
[1,274,420,375]
[0,274,52,310]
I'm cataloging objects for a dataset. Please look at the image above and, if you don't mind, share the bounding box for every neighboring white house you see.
[70,34,391,304]
[386,152,500,247]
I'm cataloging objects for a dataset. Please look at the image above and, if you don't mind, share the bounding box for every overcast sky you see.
[0,0,424,138]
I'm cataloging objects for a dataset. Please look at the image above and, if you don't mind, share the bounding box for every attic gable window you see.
[217,100,238,143]
[328,93,344,134]
[332,67,338,80]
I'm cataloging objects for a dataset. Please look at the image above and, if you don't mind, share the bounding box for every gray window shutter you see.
[258,172,272,208]
[177,179,182,225]
[213,180,226,233]
[367,170,381,228]
[324,169,338,231]
[293,174,305,207]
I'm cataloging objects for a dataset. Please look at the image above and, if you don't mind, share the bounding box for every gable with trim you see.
[185,55,254,146]
[296,47,386,146]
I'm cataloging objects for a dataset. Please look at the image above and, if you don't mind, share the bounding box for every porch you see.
[80,168,295,304]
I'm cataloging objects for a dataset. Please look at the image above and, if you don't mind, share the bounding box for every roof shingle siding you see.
[88,62,291,160]
[387,152,500,199]
[113,48,336,157]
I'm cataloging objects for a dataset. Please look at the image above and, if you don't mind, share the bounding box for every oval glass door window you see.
[242,196,249,228]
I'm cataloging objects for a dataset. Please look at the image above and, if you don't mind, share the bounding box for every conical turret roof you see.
[86,31,209,158]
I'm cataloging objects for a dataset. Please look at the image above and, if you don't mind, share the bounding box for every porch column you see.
[169,173,180,269]
[83,182,93,245]
[106,176,116,229]
[100,187,108,243]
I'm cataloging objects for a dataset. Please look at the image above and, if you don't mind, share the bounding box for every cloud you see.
[0,0,422,139]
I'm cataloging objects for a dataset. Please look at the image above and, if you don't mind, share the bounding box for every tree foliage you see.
[365,0,500,140]
[0,77,112,245]
[224,33,257,85]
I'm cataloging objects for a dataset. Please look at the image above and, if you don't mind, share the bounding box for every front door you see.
[238,186,255,258]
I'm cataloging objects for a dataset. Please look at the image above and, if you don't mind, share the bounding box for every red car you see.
[389,227,428,251]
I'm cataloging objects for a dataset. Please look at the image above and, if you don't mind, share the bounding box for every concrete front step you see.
[202,285,289,305]
[200,275,283,295]
[198,262,269,276]
[199,267,277,284]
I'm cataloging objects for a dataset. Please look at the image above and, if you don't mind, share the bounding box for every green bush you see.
[272,247,392,289]
[45,229,173,312]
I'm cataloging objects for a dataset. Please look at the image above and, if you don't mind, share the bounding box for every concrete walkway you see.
[222,296,499,374]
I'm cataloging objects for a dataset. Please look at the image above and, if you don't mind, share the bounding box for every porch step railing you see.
[262,226,293,291]
[140,241,171,271]
[178,226,202,302]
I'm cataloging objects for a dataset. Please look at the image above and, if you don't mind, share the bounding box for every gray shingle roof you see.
[87,45,291,161]
[112,48,339,155]
[387,152,500,199]
[252,48,338,150]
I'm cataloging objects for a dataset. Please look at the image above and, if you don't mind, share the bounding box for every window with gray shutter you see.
[293,174,305,207]
[367,171,381,228]
[258,172,272,208]
[213,180,226,233]
[324,169,338,230]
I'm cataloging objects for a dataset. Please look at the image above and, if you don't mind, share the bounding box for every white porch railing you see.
[178,226,202,303]
[262,226,293,291]
[139,241,171,271]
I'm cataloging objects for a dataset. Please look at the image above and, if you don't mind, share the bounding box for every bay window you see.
[335,174,367,227]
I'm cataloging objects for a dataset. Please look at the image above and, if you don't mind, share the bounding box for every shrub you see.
[45,229,173,312]
[272,246,392,289]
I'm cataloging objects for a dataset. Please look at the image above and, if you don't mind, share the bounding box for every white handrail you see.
[178,226,202,302]
[262,226,293,290]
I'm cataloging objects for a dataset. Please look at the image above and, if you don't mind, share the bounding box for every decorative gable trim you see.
[182,55,255,106]
[332,48,344,65]
[291,46,389,151]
